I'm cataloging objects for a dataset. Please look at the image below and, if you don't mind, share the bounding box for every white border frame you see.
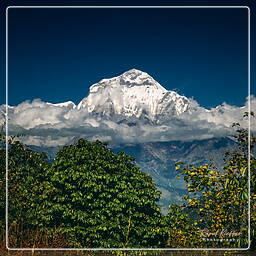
[5,5,251,251]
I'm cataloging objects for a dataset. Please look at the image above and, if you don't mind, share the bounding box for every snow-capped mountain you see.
[0,68,254,146]
[77,69,198,123]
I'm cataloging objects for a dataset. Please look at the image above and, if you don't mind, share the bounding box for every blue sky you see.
[1,2,254,109]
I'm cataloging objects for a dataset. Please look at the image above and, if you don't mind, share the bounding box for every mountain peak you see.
[124,68,144,73]
[77,70,195,122]
[121,68,146,77]
[119,69,165,90]
[88,69,165,94]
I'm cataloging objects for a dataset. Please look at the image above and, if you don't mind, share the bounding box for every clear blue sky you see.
[1,1,255,109]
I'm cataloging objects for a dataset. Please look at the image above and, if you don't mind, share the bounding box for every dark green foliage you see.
[8,141,49,226]
[39,139,163,248]
[0,134,5,230]
[0,131,51,247]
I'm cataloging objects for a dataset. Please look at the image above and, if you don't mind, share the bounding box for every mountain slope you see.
[77,69,198,124]
[112,137,237,213]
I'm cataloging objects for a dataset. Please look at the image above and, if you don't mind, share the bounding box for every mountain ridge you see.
[77,69,198,124]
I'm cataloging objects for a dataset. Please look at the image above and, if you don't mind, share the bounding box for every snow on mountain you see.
[0,69,254,147]
[77,69,197,123]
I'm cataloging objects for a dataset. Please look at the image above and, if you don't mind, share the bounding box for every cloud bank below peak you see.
[1,69,254,147]
[0,96,255,147]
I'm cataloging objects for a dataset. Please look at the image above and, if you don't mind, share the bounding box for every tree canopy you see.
[176,113,255,248]
[39,139,165,248]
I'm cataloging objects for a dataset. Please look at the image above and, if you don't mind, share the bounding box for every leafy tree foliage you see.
[0,130,51,247]
[251,163,256,249]
[0,130,5,230]
[164,204,202,247]
[176,113,255,248]
[39,139,164,248]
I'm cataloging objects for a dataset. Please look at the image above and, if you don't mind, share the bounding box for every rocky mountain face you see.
[77,69,198,124]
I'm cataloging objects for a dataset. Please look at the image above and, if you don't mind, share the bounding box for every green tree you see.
[176,113,255,248]
[0,129,51,247]
[164,204,202,247]
[250,126,256,250]
[0,128,5,230]
[39,139,164,248]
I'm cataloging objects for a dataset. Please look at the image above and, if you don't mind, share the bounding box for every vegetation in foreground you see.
[0,113,255,254]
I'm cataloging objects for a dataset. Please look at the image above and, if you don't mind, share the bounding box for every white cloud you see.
[1,96,255,147]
